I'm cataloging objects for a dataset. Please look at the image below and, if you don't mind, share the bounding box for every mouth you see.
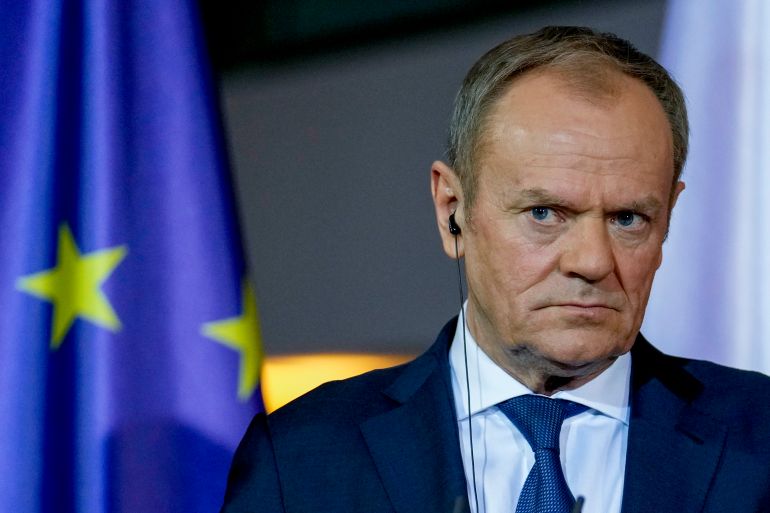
[556,303,615,309]
[536,301,617,309]
[540,303,619,318]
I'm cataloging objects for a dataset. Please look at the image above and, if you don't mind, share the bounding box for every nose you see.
[558,216,615,282]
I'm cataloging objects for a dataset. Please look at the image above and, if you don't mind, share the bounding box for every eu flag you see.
[0,1,263,512]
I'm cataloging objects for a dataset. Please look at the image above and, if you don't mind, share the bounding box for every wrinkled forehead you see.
[486,57,637,126]
[474,68,675,196]
[476,65,672,169]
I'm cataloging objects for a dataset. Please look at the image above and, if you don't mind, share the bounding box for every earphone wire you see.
[454,233,480,513]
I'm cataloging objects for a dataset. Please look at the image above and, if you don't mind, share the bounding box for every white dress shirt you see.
[449,309,631,513]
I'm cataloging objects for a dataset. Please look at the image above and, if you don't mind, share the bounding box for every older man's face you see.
[456,70,683,378]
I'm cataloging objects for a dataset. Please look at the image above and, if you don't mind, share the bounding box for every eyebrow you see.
[515,187,664,214]
[517,188,571,207]
[624,196,664,215]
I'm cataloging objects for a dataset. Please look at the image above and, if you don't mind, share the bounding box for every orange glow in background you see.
[262,353,413,412]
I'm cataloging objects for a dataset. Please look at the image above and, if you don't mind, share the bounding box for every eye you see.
[616,211,636,226]
[613,211,647,229]
[530,206,553,222]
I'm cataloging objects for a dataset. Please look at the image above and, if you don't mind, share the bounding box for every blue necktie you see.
[498,396,587,513]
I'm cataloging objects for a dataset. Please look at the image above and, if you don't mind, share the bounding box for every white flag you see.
[643,0,770,373]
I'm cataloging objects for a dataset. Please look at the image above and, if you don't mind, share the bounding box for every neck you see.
[462,308,615,395]
[483,341,616,395]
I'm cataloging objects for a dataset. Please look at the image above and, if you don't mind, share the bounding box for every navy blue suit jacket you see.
[221,318,770,512]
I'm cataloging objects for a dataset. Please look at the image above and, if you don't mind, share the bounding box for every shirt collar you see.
[449,308,631,425]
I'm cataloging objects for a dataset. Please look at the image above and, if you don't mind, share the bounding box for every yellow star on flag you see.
[201,281,263,401]
[16,223,128,350]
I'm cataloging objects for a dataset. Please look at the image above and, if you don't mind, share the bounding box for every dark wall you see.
[221,0,668,356]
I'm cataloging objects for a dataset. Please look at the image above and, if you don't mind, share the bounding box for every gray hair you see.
[448,26,689,211]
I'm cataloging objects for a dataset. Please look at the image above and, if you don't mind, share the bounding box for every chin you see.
[532,330,631,369]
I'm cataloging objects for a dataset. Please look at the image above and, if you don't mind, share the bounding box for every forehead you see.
[476,70,675,199]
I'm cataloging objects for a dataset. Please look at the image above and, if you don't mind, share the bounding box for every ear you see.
[431,160,464,259]
[670,180,686,209]
[664,180,686,234]
[660,180,686,265]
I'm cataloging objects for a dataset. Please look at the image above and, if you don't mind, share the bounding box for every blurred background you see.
[3,0,768,511]
[204,0,769,407]
[203,0,669,409]
[209,0,665,359]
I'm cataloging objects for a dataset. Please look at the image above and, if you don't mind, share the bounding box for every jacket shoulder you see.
[684,358,770,437]
[636,339,770,448]
[268,317,457,432]
[269,362,409,429]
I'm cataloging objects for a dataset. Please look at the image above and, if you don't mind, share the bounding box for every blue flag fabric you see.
[643,0,770,374]
[0,1,263,512]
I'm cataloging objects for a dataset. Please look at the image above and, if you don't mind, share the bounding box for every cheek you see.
[472,232,554,295]
[617,249,662,303]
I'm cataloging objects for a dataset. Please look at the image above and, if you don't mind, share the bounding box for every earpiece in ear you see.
[448,212,461,235]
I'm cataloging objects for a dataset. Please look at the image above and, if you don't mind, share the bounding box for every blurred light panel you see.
[644,0,770,373]
[262,353,414,411]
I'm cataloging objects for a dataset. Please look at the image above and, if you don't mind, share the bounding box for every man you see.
[221,27,770,513]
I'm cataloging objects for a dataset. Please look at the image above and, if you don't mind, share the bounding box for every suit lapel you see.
[360,319,469,513]
[621,337,727,513]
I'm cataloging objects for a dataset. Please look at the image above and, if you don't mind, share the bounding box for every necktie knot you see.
[498,395,586,452]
